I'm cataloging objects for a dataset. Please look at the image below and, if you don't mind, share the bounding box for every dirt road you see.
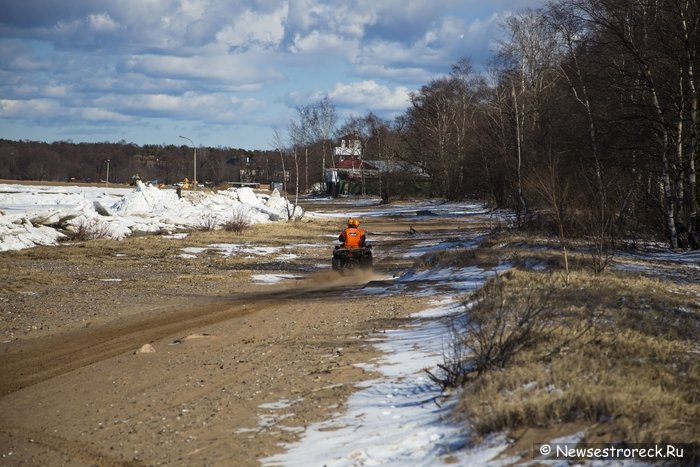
[0,200,491,465]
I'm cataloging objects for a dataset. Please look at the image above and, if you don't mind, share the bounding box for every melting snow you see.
[262,266,513,467]
[0,182,301,252]
[252,274,302,284]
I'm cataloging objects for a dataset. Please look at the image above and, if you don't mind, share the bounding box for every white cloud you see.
[290,30,357,55]
[52,18,83,35]
[286,0,436,40]
[79,107,130,122]
[0,99,62,119]
[359,40,416,65]
[179,0,210,19]
[124,53,282,89]
[0,97,131,124]
[216,4,287,50]
[314,4,378,39]
[286,0,326,33]
[87,12,120,32]
[94,92,267,123]
[13,84,69,99]
[1,88,267,127]
[352,64,430,84]
[352,17,466,72]
[352,11,504,79]
[323,80,411,111]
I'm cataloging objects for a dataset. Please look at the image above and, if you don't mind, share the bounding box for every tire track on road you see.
[0,282,361,396]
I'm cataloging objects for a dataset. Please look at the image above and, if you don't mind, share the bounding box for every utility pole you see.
[106,159,110,188]
[179,135,197,190]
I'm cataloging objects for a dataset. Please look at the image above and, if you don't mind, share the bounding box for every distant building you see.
[324,133,431,198]
[333,133,362,159]
[336,156,378,173]
[324,134,376,196]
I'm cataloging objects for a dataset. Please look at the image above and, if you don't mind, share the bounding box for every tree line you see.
[0,139,282,187]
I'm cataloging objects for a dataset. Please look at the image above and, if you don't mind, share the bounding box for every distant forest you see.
[0,139,282,187]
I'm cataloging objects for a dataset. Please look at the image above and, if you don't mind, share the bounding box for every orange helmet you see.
[347,218,360,228]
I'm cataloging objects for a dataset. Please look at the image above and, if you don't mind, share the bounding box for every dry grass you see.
[164,217,332,248]
[0,263,67,293]
[5,217,336,281]
[452,266,700,445]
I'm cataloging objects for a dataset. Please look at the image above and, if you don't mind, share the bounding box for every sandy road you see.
[0,201,492,465]
[0,277,371,396]
[1,276,426,465]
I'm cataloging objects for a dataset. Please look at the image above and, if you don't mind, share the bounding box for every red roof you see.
[337,157,377,170]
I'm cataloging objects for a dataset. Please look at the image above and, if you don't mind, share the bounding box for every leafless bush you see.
[71,218,112,241]
[466,275,558,373]
[426,319,472,390]
[582,204,616,274]
[200,213,218,231]
[223,208,251,233]
[428,274,559,389]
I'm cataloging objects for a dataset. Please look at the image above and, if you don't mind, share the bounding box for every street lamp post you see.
[105,159,110,188]
[179,135,197,191]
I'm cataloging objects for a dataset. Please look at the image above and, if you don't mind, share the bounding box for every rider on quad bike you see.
[339,217,366,248]
[333,218,373,272]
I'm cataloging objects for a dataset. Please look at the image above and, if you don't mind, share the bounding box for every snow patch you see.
[0,183,301,252]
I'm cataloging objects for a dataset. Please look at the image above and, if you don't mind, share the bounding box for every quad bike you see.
[332,245,373,272]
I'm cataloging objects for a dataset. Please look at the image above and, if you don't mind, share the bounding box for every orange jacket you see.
[339,227,366,248]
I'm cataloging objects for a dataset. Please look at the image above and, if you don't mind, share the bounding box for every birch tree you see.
[569,0,697,248]
[496,10,561,219]
[546,2,614,270]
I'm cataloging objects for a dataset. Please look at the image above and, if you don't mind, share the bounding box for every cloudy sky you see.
[0,0,545,150]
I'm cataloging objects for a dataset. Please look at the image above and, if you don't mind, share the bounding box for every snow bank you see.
[261,267,513,467]
[0,182,301,252]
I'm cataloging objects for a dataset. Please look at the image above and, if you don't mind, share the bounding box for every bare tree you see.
[497,11,561,218]
[532,146,572,284]
[569,0,689,248]
[289,105,314,191]
[546,2,613,270]
[406,79,461,198]
[288,97,338,192]
[315,96,338,176]
[674,0,699,241]
[271,128,297,221]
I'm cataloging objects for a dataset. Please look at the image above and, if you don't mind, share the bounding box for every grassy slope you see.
[426,232,700,447]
